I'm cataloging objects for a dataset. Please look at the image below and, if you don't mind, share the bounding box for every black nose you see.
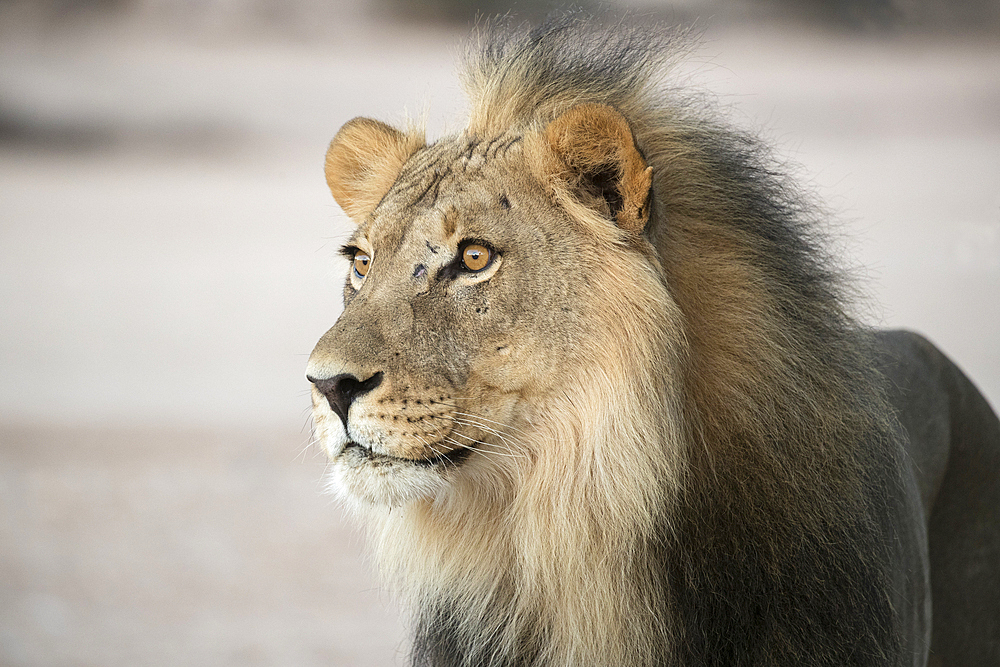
[307,372,384,428]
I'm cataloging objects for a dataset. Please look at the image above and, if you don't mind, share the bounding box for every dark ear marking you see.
[586,167,624,220]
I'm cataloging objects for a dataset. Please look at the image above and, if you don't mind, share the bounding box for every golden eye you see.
[462,244,491,272]
[353,252,371,278]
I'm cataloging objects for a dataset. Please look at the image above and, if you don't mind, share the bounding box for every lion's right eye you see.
[461,243,492,272]
[353,252,371,278]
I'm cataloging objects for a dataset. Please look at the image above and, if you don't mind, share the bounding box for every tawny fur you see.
[308,18,1000,667]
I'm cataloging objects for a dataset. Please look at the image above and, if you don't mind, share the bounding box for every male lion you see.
[306,20,1000,667]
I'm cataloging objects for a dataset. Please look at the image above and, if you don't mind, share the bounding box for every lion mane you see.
[307,19,1000,667]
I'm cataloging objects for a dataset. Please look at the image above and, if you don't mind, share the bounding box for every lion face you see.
[309,135,580,506]
[309,108,657,506]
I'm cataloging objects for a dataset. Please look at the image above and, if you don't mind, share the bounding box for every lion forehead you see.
[361,134,546,265]
[380,134,526,211]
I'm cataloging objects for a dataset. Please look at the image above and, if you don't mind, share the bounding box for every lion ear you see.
[544,103,653,233]
[324,117,425,222]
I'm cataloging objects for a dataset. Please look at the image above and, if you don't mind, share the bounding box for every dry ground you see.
[1,13,998,667]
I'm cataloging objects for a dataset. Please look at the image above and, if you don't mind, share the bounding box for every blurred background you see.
[1,0,997,664]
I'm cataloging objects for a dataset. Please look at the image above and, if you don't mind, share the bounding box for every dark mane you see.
[461,18,907,666]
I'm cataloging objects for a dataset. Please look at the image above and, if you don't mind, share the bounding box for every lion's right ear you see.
[324,117,425,222]
[543,104,652,233]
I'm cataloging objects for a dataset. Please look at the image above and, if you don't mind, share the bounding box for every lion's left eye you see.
[461,244,491,272]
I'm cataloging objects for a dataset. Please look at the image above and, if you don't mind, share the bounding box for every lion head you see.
[308,100,685,506]
[307,20,903,667]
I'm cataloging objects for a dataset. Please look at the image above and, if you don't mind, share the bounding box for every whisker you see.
[444,435,526,461]
[412,433,459,469]
[300,410,315,433]
[449,414,518,435]
[294,435,320,463]
[456,427,524,455]
[450,411,533,438]
[454,422,514,454]
[447,426,526,460]
[451,417,525,454]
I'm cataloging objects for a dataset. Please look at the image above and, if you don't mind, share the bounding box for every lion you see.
[305,20,1000,667]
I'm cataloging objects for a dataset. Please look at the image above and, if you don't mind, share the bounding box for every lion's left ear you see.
[544,103,653,233]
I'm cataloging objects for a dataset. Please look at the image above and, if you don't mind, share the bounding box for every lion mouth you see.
[344,442,472,467]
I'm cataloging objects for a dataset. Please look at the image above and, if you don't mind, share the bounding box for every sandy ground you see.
[1,12,998,667]
[0,424,407,666]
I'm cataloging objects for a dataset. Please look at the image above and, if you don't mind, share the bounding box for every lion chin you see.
[308,385,463,507]
[329,445,452,507]
[304,18,1000,667]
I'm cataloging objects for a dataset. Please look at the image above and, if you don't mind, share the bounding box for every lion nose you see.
[307,371,384,428]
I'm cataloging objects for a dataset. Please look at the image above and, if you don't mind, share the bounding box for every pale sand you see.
[0,424,407,666]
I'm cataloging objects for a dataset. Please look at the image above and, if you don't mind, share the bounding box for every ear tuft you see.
[544,104,652,233]
[324,118,425,222]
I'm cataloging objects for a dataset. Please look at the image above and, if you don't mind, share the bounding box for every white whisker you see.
[450,411,533,438]
[454,422,516,454]
[448,422,528,460]
[444,435,526,461]
[412,433,460,469]
[451,417,526,455]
